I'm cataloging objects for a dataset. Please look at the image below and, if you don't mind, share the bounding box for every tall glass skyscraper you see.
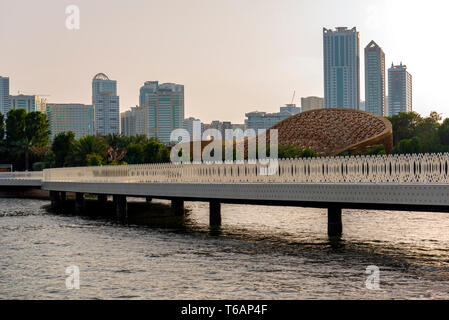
[92,73,120,136]
[141,82,184,144]
[0,76,10,115]
[323,27,360,110]
[46,103,94,140]
[139,81,159,107]
[388,63,412,116]
[365,41,386,116]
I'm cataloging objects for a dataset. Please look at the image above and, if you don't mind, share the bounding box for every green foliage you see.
[71,135,108,166]
[51,132,76,167]
[277,145,317,159]
[5,109,51,170]
[388,111,449,155]
[86,153,104,166]
[0,112,4,141]
[354,145,386,156]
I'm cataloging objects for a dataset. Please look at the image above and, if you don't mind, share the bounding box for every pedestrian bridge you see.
[1,153,449,236]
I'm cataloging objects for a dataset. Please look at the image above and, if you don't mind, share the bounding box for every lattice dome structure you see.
[263,108,393,156]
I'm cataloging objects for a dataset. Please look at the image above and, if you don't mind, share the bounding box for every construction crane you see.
[290,90,296,104]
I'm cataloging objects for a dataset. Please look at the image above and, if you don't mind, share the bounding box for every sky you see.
[1,0,449,123]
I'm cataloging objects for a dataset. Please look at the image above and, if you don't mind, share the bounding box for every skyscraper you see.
[46,103,94,140]
[120,106,146,137]
[92,73,120,135]
[139,81,159,106]
[143,82,184,144]
[301,97,324,113]
[0,76,10,115]
[388,63,412,116]
[365,41,386,116]
[323,27,360,110]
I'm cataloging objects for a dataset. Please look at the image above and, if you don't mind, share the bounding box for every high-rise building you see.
[46,103,94,140]
[139,81,159,107]
[143,82,184,144]
[301,97,324,113]
[9,94,47,113]
[388,63,412,116]
[365,41,386,116]
[280,104,300,115]
[92,73,120,136]
[120,106,146,137]
[0,76,9,115]
[323,27,360,110]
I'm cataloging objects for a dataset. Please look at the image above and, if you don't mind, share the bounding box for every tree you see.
[438,118,449,146]
[52,132,76,167]
[392,137,422,154]
[86,153,103,166]
[387,112,422,146]
[5,109,50,170]
[72,135,107,166]
[124,142,145,164]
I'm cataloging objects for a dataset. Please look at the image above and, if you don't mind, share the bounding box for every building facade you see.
[388,63,412,116]
[92,73,120,136]
[8,94,47,113]
[142,82,184,144]
[0,76,9,115]
[46,103,94,140]
[301,97,324,113]
[120,106,146,137]
[139,81,159,107]
[245,108,295,133]
[365,41,386,116]
[323,27,360,110]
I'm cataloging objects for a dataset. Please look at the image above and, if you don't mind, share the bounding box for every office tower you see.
[139,81,159,107]
[183,117,203,141]
[92,73,120,135]
[365,41,386,116]
[143,82,184,144]
[0,77,9,115]
[8,94,47,113]
[46,103,94,140]
[388,63,412,116]
[323,27,360,110]
[301,97,324,113]
[120,106,146,137]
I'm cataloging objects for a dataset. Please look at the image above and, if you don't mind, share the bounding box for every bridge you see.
[1,153,449,237]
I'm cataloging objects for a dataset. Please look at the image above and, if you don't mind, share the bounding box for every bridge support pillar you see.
[328,206,342,237]
[146,197,153,204]
[50,191,60,211]
[98,194,107,205]
[209,200,221,227]
[115,195,127,220]
[75,193,85,214]
[172,199,184,216]
[60,191,67,202]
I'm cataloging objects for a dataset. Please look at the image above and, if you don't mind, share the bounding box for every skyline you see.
[1,0,448,123]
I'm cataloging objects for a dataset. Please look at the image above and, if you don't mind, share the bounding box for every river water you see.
[1,197,449,299]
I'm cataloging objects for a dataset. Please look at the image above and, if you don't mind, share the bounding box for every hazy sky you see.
[1,0,448,123]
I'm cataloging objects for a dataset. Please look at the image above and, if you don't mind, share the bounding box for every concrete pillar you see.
[115,195,128,220]
[171,199,184,216]
[50,191,60,210]
[98,194,107,205]
[146,197,153,203]
[209,200,221,227]
[60,191,67,202]
[75,193,85,214]
[328,206,342,237]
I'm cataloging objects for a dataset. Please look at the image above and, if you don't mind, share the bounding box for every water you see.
[1,197,449,299]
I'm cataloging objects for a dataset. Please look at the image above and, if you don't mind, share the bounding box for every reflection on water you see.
[1,197,449,299]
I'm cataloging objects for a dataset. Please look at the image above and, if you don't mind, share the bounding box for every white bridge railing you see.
[0,171,43,180]
[42,153,449,184]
